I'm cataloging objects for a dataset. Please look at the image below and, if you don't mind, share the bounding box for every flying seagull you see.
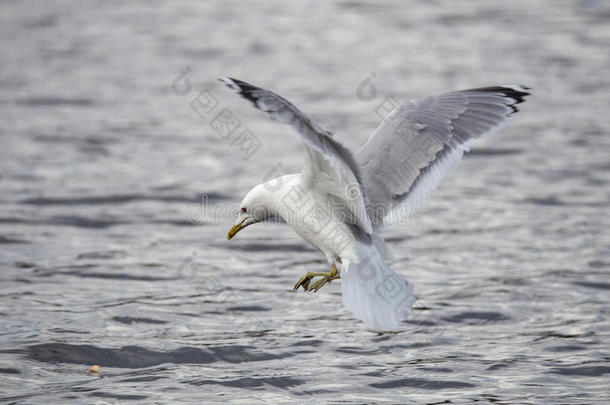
[220,77,529,330]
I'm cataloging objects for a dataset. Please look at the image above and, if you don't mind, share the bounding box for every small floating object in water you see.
[88,365,101,374]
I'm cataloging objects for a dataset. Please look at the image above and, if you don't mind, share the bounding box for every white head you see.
[227,183,278,240]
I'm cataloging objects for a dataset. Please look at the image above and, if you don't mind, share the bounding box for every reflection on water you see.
[1,0,609,403]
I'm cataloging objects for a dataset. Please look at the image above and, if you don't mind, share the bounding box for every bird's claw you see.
[293,264,339,292]
[308,275,338,292]
[293,273,314,291]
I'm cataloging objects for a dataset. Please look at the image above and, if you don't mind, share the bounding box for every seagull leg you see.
[293,263,340,292]
[293,271,328,291]
[308,263,340,292]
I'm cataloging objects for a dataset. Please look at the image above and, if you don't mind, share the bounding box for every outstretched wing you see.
[220,78,372,234]
[357,85,530,230]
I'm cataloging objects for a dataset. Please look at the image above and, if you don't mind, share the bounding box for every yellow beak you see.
[227,223,242,240]
[228,217,249,240]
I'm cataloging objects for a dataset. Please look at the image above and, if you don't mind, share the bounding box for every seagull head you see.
[227,184,276,240]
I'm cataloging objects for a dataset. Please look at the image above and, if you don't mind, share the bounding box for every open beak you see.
[227,218,247,240]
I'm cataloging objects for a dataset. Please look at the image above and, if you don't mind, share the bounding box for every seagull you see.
[220,77,529,330]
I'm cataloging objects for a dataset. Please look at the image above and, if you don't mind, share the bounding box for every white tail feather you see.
[341,253,415,330]
[372,233,395,262]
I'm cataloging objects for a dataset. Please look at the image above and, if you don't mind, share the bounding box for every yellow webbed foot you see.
[293,264,340,292]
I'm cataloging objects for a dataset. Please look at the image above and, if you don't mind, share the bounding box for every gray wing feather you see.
[220,77,373,234]
[357,85,530,230]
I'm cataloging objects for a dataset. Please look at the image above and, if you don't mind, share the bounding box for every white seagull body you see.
[221,77,529,330]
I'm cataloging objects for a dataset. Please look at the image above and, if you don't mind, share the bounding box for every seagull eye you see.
[241,207,247,213]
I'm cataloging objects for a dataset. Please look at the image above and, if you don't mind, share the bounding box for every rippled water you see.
[1,1,609,403]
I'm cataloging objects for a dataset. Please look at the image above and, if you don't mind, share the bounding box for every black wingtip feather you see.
[466,85,531,114]
[219,77,267,108]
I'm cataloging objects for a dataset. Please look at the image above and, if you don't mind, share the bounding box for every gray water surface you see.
[1,1,609,403]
